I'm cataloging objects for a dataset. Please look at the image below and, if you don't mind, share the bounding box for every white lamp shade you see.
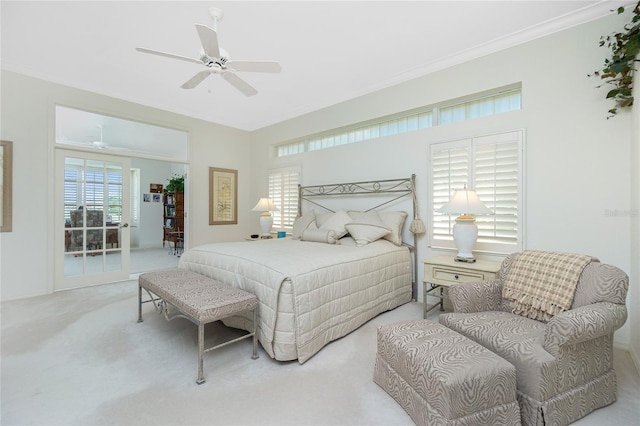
[252,198,279,212]
[437,188,493,216]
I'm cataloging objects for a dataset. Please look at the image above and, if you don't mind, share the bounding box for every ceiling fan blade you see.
[227,60,281,73]
[222,72,258,96]
[181,70,212,89]
[136,47,201,65]
[195,24,221,58]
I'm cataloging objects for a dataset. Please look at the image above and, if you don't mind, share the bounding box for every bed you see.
[178,176,424,363]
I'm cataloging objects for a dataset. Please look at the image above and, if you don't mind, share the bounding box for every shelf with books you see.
[162,192,184,248]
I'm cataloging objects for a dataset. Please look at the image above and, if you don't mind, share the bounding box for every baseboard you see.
[614,341,640,376]
[630,347,640,376]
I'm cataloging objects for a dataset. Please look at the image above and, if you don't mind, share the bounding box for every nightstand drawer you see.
[432,267,485,284]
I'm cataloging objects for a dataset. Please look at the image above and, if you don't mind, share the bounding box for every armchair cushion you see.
[440,311,552,401]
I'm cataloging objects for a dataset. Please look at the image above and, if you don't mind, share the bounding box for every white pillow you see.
[315,211,333,228]
[292,210,316,239]
[301,228,338,244]
[319,209,352,238]
[344,223,390,247]
[348,210,407,246]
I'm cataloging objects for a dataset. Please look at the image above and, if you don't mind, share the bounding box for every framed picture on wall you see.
[149,183,163,193]
[209,167,237,225]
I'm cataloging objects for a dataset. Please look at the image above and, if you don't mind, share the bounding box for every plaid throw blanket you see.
[502,250,596,321]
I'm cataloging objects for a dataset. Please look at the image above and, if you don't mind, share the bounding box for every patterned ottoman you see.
[373,320,521,425]
[138,268,259,384]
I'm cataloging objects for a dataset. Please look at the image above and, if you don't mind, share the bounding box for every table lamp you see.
[437,186,493,262]
[252,198,279,238]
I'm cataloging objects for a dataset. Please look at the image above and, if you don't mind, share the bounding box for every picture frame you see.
[143,194,151,202]
[164,218,174,228]
[149,183,163,193]
[209,167,237,225]
[152,194,162,203]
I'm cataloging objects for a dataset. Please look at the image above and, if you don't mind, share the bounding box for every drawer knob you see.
[454,274,459,279]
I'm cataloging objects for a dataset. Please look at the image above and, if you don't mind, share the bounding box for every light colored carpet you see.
[1,280,639,425]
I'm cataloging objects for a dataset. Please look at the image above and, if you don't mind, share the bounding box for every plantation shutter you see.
[430,130,523,254]
[64,167,81,222]
[268,166,300,230]
[473,133,521,246]
[130,168,140,226]
[431,142,469,239]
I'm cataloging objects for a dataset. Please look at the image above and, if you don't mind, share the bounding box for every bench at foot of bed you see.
[138,268,259,384]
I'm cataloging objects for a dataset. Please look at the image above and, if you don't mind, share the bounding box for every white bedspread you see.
[178,238,411,362]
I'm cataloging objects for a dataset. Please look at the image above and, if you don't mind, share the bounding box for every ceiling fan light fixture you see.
[136,7,280,96]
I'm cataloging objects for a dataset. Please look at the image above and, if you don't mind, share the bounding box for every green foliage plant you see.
[591,2,640,118]
[165,174,185,194]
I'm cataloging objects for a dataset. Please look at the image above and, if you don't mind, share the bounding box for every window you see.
[275,85,521,157]
[268,166,301,230]
[430,130,524,254]
[63,160,124,223]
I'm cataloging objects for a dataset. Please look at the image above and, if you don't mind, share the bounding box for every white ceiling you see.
[1,1,627,133]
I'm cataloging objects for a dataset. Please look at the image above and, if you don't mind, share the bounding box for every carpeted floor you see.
[1,280,639,425]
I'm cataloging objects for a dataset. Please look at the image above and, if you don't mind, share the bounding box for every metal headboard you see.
[298,174,423,300]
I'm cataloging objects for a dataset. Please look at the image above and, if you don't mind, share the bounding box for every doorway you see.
[54,105,189,289]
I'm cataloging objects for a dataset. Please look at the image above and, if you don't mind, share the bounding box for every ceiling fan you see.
[136,7,281,96]
[91,125,135,153]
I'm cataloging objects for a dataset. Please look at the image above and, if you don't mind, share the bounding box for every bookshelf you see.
[163,192,184,248]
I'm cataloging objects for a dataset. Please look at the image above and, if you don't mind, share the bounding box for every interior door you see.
[55,149,131,290]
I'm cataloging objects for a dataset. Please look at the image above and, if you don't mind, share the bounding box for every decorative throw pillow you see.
[348,210,407,246]
[301,228,338,244]
[315,211,333,228]
[318,209,353,238]
[292,210,316,239]
[344,223,390,247]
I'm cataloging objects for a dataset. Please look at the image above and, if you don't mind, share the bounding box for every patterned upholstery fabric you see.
[373,320,521,426]
[67,210,104,252]
[139,269,257,323]
[440,252,628,426]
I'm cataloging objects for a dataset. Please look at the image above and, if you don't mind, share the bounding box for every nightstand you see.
[423,255,502,318]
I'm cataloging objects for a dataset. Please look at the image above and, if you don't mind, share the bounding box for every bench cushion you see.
[139,269,257,323]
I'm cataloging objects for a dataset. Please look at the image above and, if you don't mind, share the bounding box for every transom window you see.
[275,85,521,157]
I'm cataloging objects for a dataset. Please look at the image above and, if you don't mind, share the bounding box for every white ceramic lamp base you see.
[452,216,478,262]
[259,213,273,238]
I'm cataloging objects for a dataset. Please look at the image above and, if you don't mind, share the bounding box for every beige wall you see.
[250,13,635,351]
[0,70,252,300]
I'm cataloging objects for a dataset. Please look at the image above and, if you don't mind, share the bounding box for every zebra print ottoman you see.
[373,319,521,425]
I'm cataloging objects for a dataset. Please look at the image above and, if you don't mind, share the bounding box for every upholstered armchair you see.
[439,251,628,426]
[67,210,104,252]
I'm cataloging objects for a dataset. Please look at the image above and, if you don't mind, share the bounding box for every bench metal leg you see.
[252,307,259,360]
[197,323,205,385]
[137,284,143,323]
